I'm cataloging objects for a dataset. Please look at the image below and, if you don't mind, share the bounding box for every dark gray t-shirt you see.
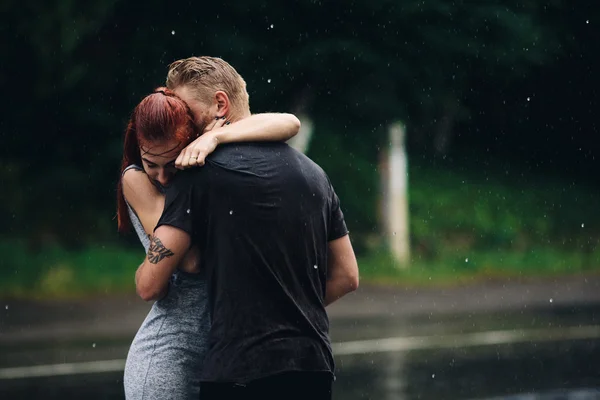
[157,142,348,383]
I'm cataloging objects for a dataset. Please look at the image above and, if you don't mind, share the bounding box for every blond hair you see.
[166,56,250,115]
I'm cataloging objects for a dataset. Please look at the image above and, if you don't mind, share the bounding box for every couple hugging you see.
[117,55,359,400]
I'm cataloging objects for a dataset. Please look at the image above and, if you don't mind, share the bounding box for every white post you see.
[384,351,407,400]
[286,114,313,154]
[387,122,410,266]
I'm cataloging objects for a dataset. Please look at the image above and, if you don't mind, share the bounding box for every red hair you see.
[117,87,196,232]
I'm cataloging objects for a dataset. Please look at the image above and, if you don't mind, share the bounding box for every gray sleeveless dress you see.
[122,165,210,400]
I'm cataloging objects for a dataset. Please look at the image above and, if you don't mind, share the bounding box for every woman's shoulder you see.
[123,167,151,193]
[122,164,144,175]
[122,165,147,185]
[121,166,162,208]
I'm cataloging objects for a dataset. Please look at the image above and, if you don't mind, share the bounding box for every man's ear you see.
[214,91,230,118]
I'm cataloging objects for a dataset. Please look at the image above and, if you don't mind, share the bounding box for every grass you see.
[408,163,599,256]
[0,241,141,299]
[358,247,600,287]
[2,160,598,299]
[0,239,598,300]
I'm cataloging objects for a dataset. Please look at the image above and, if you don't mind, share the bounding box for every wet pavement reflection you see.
[1,304,599,399]
[335,340,600,399]
[1,338,599,399]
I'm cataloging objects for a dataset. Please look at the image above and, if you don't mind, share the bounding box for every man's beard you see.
[196,115,213,136]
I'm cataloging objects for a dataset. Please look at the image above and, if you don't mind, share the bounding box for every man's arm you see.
[135,225,191,301]
[325,235,359,306]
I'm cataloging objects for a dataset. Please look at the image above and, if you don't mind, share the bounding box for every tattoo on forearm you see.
[147,236,174,264]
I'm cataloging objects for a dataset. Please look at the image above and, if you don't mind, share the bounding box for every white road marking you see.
[332,325,600,355]
[1,325,599,380]
[0,359,126,380]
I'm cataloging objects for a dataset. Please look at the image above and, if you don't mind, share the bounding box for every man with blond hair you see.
[166,56,251,136]
[136,56,359,400]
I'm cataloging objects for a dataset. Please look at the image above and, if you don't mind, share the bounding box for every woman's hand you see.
[175,117,229,169]
[175,113,301,169]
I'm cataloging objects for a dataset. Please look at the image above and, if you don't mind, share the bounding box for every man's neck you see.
[227,108,251,123]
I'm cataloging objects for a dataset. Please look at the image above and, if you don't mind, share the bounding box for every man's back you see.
[159,142,348,383]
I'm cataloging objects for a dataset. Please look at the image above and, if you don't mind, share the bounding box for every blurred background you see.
[1,1,599,399]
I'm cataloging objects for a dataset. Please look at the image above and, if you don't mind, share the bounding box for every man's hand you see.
[175,117,228,169]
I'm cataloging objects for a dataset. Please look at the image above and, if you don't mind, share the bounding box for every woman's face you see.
[139,139,183,186]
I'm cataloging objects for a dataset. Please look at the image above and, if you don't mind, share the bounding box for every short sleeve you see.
[328,184,349,241]
[155,171,198,236]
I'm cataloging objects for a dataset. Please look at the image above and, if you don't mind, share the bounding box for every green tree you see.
[0,0,571,246]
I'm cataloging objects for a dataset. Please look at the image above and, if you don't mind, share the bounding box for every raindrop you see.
[526,97,531,102]
[267,78,272,83]
[92,343,97,348]
[270,24,274,29]
[393,232,396,236]
[171,30,176,35]
[549,298,553,303]
[314,265,318,269]
[586,20,589,24]
[465,258,469,262]
[431,373,435,378]
[229,210,233,215]
[581,223,585,228]
[186,209,190,214]
[4,305,8,310]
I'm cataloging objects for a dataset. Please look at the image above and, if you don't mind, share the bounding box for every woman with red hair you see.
[117,87,300,400]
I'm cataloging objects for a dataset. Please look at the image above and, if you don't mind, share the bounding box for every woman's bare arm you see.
[176,113,301,169]
[213,112,301,143]
[121,168,164,234]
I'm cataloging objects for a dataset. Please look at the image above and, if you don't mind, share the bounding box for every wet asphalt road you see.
[1,304,599,399]
[1,277,600,399]
[2,338,600,400]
